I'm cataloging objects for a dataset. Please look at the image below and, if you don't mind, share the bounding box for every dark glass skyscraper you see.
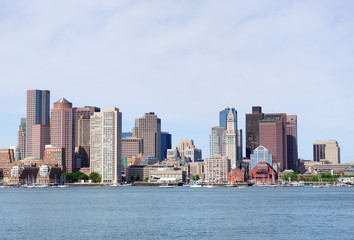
[161,132,172,160]
[245,106,264,158]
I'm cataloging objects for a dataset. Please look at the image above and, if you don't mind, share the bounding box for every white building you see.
[313,140,340,164]
[166,147,179,159]
[90,107,122,184]
[204,155,230,183]
[209,127,226,157]
[225,108,237,168]
[185,148,202,162]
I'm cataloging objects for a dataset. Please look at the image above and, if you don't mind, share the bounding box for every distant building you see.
[209,127,226,157]
[245,106,264,158]
[219,108,237,133]
[250,146,272,171]
[139,156,158,165]
[43,145,65,170]
[26,89,50,158]
[74,106,100,148]
[313,140,340,164]
[227,168,245,183]
[249,162,277,183]
[166,147,179,159]
[189,162,205,179]
[184,148,202,162]
[286,115,298,171]
[204,156,231,183]
[133,112,161,160]
[259,114,287,172]
[178,140,195,159]
[76,115,91,168]
[161,132,172,160]
[224,108,237,168]
[90,107,122,184]
[122,137,143,160]
[0,148,15,166]
[17,118,26,160]
[10,146,20,161]
[31,124,50,160]
[122,132,133,138]
[50,98,75,173]
[237,129,243,160]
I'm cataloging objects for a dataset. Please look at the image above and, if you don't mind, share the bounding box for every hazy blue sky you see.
[1,1,353,162]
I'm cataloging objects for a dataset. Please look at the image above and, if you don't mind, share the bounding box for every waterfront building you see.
[313,140,340,164]
[17,118,26,160]
[90,107,122,184]
[50,98,75,173]
[149,168,187,183]
[286,115,298,171]
[133,112,161,160]
[189,162,205,179]
[250,146,273,171]
[259,114,287,172]
[124,164,175,182]
[122,137,143,160]
[0,148,15,166]
[209,127,226,157]
[31,124,50,160]
[224,108,237,168]
[185,148,202,162]
[245,106,264,158]
[26,89,50,158]
[237,129,243,160]
[204,155,231,183]
[227,168,245,183]
[161,132,172,160]
[178,140,195,159]
[43,145,65,169]
[249,162,277,183]
[166,147,180,159]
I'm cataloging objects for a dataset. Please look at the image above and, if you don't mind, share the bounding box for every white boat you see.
[190,184,202,188]
[204,185,216,188]
[58,184,68,188]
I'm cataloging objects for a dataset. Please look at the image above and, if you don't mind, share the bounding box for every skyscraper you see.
[259,114,287,171]
[133,112,161,160]
[50,98,75,173]
[219,108,237,133]
[237,129,243,160]
[17,118,26,160]
[90,107,122,184]
[32,124,50,159]
[161,132,172,160]
[225,108,237,168]
[77,115,91,168]
[74,106,100,148]
[286,115,298,171]
[209,127,226,157]
[245,106,264,158]
[26,89,50,157]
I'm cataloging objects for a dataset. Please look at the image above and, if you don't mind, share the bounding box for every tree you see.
[312,176,319,182]
[290,172,298,182]
[78,173,89,180]
[282,174,289,181]
[245,174,249,180]
[144,177,149,182]
[89,172,101,183]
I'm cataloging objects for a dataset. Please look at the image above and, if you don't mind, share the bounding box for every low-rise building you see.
[227,168,245,183]
[249,162,277,183]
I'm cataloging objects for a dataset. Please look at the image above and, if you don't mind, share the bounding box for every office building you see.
[185,148,202,162]
[224,108,237,168]
[133,112,161,160]
[259,114,287,172]
[43,145,65,169]
[50,98,75,173]
[245,106,264,158]
[250,146,272,171]
[17,118,26,160]
[313,140,340,164]
[26,89,50,158]
[122,137,143,160]
[74,106,100,148]
[286,115,298,171]
[209,127,226,157]
[122,132,133,138]
[161,132,172,160]
[166,147,179,159]
[10,146,20,161]
[90,107,122,184]
[178,140,195,159]
[31,124,50,160]
[219,108,237,132]
[237,129,243,160]
[0,148,15,166]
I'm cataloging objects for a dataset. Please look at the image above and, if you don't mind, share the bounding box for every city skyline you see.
[1,2,354,162]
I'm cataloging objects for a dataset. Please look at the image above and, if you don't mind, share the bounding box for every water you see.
[1,186,354,240]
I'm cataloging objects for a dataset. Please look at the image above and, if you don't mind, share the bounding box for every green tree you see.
[78,173,89,180]
[290,172,298,182]
[89,172,101,183]
[312,176,319,182]
[245,174,249,180]
[282,174,289,181]
[144,177,149,182]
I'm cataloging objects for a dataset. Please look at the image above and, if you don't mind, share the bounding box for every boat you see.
[110,184,120,187]
[269,184,277,188]
[58,184,69,188]
[190,184,202,188]
[204,185,216,188]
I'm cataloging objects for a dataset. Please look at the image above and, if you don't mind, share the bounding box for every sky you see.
[0,0,354,163]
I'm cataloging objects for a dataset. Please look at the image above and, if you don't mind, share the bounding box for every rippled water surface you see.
[1,186,354,240]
